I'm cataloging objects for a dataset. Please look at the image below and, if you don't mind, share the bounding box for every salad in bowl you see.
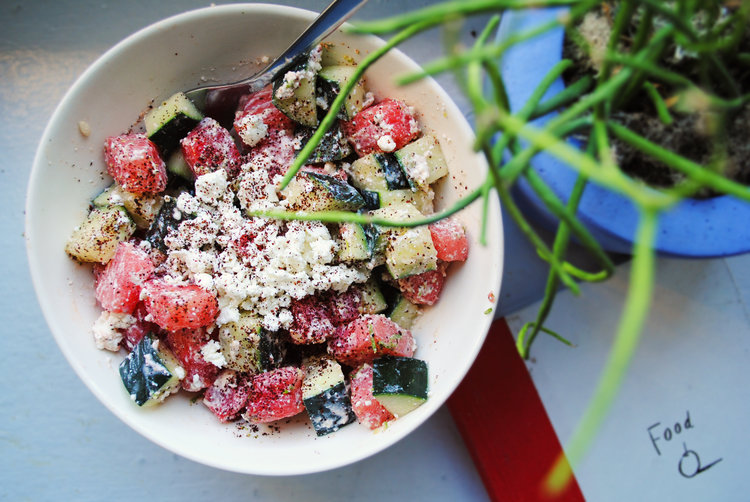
[26,4,502,475]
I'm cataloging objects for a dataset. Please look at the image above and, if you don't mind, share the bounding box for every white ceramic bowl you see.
[26,4,503,475]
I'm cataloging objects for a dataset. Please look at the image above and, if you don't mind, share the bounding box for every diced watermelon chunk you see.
[165,328,219,392]
[104,133,167,195]
[289,295,336,345]
[244,129,297,178]
[244,366,305,423]
[341,99,420,156]
[141,279,219,331]
[121,302,156,351]
[328,314,415,367]
[203,370,250,422]
[429,217,469,262]
[181,117,241,178]
[234,86,295,148]
[95,241,154,314]
[327,289,362,325]
[350,363,394,429]
[397,264,447,306]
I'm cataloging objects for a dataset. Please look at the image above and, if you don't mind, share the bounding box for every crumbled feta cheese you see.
[91,311,135,351]
[195,169,229,204]
[201,340,227,368]
[236,112,268,147]
[177,192,199,214]
[377,135,397,152]
[161,167,366,332]
[362,92,375,108]
[184,374,205,393]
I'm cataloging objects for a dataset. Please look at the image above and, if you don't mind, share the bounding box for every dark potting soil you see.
[561,4,750,197]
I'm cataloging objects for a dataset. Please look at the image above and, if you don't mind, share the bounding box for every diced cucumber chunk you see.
[348,153,410,192]
[166,149,195,182]
[371,203,437,279]
[295,124,352,163]
[257,330,287,372]
[273,58,318,127]
[385,226,437,279]
[320,42,358,67]
[65,206,136,263]
[317,65,367,120]
[387,294,420,329]
[302,356,355,436]
[372,356,428,417]
[92,183,164,230]
[361,190,380,210]
[338,222,372,261]
[219,313,287,373]
[349,154,388,191]
[119,333,184,407]
[394,136,449,189]
[358,278,388,314]
[376,188,434,214]
[144,197,187,254]
[145,92,203,155]
[219,313,262,374]
[374,153,410,190]
[284,171,365,212]
[91,184,118,208]
[375,394,426,417]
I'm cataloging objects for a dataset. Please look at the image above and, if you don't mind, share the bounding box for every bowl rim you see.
[499,8,750,258]
[26,3,503,475]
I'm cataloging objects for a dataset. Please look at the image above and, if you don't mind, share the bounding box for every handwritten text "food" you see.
[647,410,693,455]
[646,410,722,479]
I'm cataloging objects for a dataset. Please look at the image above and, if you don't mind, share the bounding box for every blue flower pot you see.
[498,9,750,257]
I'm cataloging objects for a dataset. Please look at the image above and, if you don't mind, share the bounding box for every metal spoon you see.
[185,0,368,128]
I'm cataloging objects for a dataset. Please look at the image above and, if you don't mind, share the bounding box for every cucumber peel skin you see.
[119,333,183,407]
[145,92,203,156]
[372,356,428,417]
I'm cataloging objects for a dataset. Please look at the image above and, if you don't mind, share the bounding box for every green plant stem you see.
[605,53,750,111]
[634,0,741,97]
[499,116,593,186]
[608,122,750,202]
[251,178,492,227]
[491,59,573,164]
[529,74,593,120]
[629,4,654,55]
[517,322,574,355]
[643,81,674,125]
[598,0,636,84]
[470,34,590,294]
[278,19,433,191]
[516,171,590,359]
[523,167,614,275]
[495,111,677,210]
[397,18,562,86]
[348,0,575,35]
[545,207,660,495]
[493,175,582,295]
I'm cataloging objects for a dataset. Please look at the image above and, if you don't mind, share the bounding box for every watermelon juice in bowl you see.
[26,4,503,475]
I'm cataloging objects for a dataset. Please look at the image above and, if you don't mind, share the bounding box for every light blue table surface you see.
[1,2,549,500]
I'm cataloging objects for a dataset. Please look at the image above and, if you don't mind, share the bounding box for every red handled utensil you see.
[448,318,585,502]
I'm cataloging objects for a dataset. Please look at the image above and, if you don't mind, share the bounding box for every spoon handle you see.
[256,0,369,90]
[186,0,368,127]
